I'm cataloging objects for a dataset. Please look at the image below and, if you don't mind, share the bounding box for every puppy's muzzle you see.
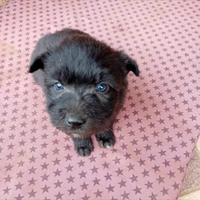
[66,117,86,130]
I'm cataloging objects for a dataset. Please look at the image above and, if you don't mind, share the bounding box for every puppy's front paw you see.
[76,146,93,157]
[96,130,115,149]
[73,137,93,157]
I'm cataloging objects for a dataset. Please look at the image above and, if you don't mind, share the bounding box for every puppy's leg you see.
[96,129,115,149]
[72,137,93,157]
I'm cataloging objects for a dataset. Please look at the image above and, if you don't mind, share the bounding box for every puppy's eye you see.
[54,82,64,91]
[96,83,108,93]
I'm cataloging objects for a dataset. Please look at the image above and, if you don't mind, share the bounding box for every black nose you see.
[66,117,86,129]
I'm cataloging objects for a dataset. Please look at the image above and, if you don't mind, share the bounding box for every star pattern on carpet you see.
[0,0,200,199]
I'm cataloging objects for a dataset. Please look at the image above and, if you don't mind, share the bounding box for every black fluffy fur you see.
[29,28,139,156]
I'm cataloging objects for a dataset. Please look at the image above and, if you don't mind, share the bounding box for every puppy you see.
[29,28,139,156]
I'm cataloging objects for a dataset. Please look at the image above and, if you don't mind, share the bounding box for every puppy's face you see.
[29,29,139,139]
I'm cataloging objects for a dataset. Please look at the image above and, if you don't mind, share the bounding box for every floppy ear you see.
[29,54,46,73]
[120,53,139,76]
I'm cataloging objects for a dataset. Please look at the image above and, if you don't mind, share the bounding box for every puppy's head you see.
[29,29,139,138]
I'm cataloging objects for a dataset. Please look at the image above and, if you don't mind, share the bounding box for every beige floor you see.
[178,139,200,200]
[179,190,200,200]
[0,0,7,6]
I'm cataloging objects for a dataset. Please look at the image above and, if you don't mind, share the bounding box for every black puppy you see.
[29,28,139,156]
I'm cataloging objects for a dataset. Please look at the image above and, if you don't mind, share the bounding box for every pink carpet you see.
[0,0,200,199]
